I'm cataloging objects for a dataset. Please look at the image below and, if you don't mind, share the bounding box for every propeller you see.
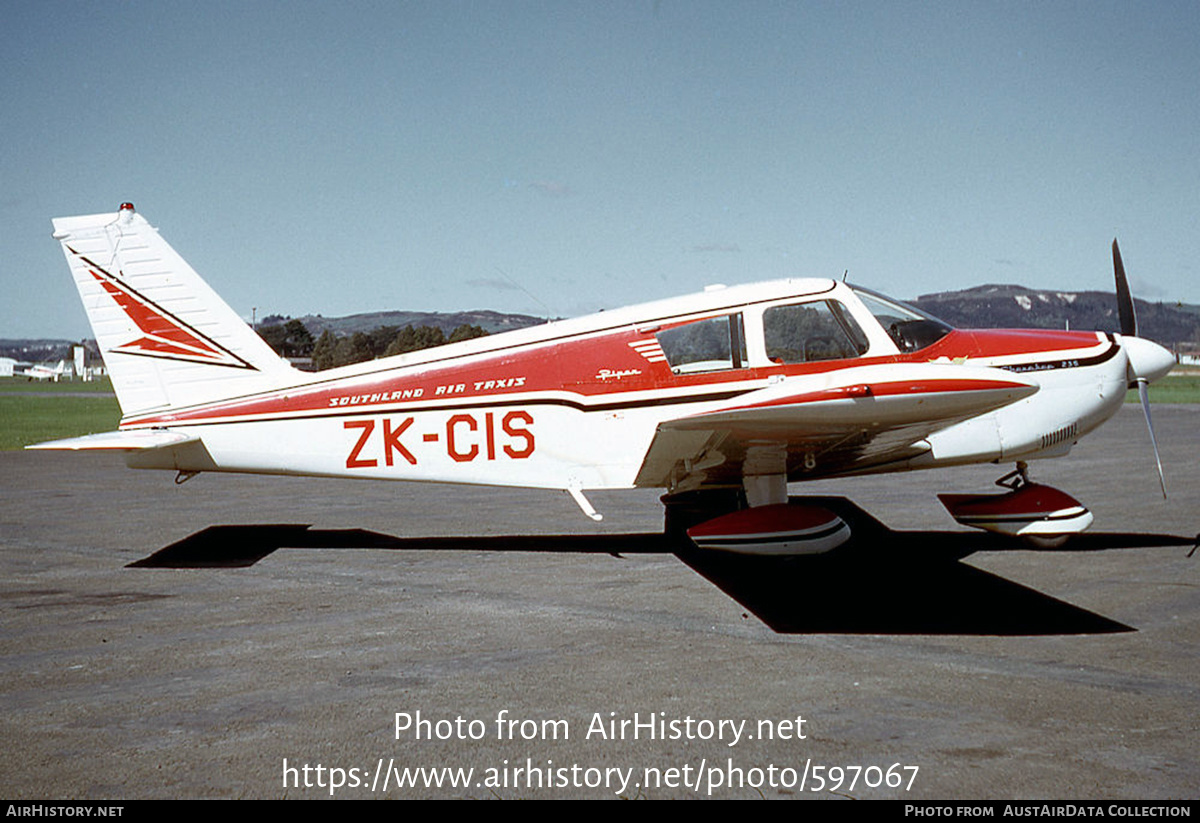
[1112,239,1168,498]
[1112,239,1137,336]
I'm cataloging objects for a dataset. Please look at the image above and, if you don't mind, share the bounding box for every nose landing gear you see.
[938,462,1093,548]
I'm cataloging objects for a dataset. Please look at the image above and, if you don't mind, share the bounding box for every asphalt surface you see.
[1,405,1197,799]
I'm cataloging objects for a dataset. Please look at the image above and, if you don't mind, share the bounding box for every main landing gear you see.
[664,461,1095,556]
[665,473,852,557]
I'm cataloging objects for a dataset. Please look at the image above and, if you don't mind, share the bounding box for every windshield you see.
[852,286,953,353]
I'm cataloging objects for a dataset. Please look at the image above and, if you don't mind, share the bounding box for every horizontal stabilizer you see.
[26,429,198,452]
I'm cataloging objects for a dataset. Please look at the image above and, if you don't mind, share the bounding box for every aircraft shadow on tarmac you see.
[129,497,1196,637]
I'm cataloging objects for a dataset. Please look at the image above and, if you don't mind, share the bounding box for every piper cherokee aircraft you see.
[20,359,71,381]
[32,203,1175,554]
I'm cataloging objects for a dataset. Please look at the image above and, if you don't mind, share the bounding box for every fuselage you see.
[116,278,1139,493]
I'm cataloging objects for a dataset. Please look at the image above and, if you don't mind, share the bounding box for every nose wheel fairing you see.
[938,471,1093,541]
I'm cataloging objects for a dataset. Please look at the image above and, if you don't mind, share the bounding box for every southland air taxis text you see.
[328,376,528,407]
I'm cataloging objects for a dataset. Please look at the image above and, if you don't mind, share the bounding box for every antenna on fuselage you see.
[494,266,551,321]
[842,270,848,282]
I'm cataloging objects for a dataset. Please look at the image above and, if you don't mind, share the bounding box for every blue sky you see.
[3,1,1198,339]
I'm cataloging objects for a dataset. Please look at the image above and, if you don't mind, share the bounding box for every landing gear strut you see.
[994,461,1030,491]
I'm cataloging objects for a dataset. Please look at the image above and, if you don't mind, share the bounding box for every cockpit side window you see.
[852,287,953,353]
[655,313,747,374]
[763,300,869,364]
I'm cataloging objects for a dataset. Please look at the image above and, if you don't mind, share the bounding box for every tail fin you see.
[52,203,296,419]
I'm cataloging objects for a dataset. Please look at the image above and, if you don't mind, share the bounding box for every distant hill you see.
[295,309,549,337]
[8,286,1198,361]
[909,285,1199,347]
[275,289,1200,348]
[0,312,547,364]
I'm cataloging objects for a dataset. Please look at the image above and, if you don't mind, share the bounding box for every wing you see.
[634,362,1038,491]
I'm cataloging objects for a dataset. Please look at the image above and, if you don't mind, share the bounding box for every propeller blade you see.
[1113,238,1138,337]
[1136,379,1167,499]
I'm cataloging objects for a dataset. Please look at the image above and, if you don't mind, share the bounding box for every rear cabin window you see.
[655,314,747,374]
[763,301,869,363]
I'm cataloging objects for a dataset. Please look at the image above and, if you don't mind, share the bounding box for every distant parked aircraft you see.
[21,360,71,381]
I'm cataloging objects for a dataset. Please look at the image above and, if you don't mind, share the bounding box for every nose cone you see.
[1122,335,1175,384]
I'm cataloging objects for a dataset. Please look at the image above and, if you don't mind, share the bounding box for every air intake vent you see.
[1041,423,1078,450]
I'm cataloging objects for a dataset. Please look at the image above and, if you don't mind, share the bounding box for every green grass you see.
[1125,372,1200,404]
[0,394,121,450]
[1,369,1195,453]
[0,375,115,393]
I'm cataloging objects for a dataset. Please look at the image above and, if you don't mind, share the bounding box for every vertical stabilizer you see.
[52,204,297,418]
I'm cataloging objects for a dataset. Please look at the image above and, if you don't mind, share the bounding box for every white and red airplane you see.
[20,359,72,381]
[32,203,1175,553]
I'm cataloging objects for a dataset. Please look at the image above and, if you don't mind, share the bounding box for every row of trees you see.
[256,319,314,358]
[255,318,488,370]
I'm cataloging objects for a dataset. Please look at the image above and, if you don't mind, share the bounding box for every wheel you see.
[1021,533,1071,549]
